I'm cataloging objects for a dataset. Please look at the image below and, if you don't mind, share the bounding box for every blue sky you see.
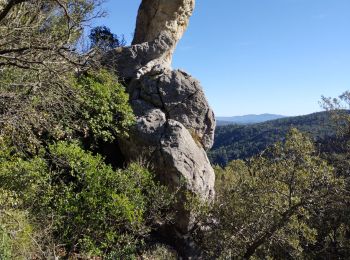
[94,0,350,116]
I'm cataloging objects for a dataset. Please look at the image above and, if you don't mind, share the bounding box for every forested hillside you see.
[209,111,337,166]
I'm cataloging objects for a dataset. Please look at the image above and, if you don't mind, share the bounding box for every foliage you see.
[48,142,173,257]
[0,0,111,153]
[0,137,49,259]
[321,91,350,137]
[209,111,337,166]
[0,67,134,152]
[320,92,350,177]
[194,129,344,259]
[303,90,350,259]
[0,208,35,260]
[0,0,174,258]
[0,138,174,258]
[200,92,350,259]
[74,69,135,144]
[89,26,126,52]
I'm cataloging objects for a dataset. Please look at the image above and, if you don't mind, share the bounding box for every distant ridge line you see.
[209,111,337,166]
[216,113,288,125]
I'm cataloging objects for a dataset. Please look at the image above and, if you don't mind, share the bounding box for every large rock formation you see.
[133,0,195,66]
[108,0,215,233]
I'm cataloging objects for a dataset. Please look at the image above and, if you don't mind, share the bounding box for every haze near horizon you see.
[95,0,350,117]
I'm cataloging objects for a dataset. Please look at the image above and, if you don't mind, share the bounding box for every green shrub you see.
[48,142,173,257]
[49,142,141,255]
[0,137,50,259]
[193,129,344,259]
[74,69,135,144]
[0,137,174,258]
[0,208,35,260]
[1,68,135,153]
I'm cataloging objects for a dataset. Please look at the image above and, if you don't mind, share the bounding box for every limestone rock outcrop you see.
[133,0,195,66]
[107,0,215,233]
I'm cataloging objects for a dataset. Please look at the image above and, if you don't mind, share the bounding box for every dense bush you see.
[74,69,135,144]
[306,91,350,259]
[0,137,48,258]
[0,1,174,259]
[0,67,135,153]
[193,129,344,259]
[0,0,104,153]
[202,92,350,258]
[0,138,174,258]
[49,142,173,257]
[0,208,35,259]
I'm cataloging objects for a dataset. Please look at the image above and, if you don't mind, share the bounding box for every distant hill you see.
[209,111,336,166]
[217,113,287,125]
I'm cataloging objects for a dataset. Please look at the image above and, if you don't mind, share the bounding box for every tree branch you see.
[243,202,304,259]
[0,0,27,22]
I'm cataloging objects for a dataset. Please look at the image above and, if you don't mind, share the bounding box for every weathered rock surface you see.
[133,0,195,66]
[107,0,215,234]
[128,67,215,150]
[120,68,215,189]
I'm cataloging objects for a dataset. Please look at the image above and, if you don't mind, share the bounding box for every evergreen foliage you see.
[73,69,135,144]
[194,129,345,259]
[0,138,174,258]
[89,26,126,51]
[210,111,337,166]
